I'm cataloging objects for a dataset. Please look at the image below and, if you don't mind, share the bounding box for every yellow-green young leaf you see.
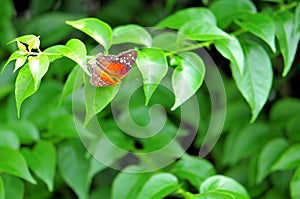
[15,64,36,118]
[1,50,26,73]
[136,48,168,105]
[275,11,300,77]
[0,147,36,184]
[14,57,27,73]
[156,7,216,29]
[17,41,27,52]
[231,41,273,122]
[66,18,112,52]
[21,141,56,191]
[8,35,40,51]
[171,52,205,110]
[113,24,152,47]
[28,54,50,91]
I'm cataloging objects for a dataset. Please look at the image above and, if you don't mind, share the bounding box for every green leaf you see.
[223,122,271,166]
[295,3,300,35]
[2,175,24,199]
[256,138,289,183]
[235,13,276,52]
[0,147,36,184]
[290,166,300,199]
[83,78,119,126]
[269,98,300,128]
[8,34,40,50]
[0,130,19,150]
[59,66,84,106]
[136,48,168,105]
[137,173,179,199]
[15,64,37,118]
[198,192,235,199]
[58,140,91,199]
[200,175,250,199]
[156,7,216,29]
[43,45,64,62]
[275,11,300,76]
[287,115,300,141]
[28,54,50,90]
[171,52,205,110]
[179,21,231,41]
[1,50,26,73]
[231,41,273,122]
[21,141,56,191]
[271,144,300,171]
[112,167,151,199]
[171,154,215,188]
[22,12,76,47]
[54,39,89,75]
[113,24,152,47]
[4,121,39,144]
[210,0,257,29]
[66,18,112,52]
[0,177,3,199]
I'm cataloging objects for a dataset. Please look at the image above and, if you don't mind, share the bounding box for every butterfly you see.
[88,49,138,87]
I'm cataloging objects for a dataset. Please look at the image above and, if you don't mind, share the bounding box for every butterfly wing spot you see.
[88,49,137,87]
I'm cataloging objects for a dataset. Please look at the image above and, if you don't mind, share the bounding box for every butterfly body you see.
[88,49,137,87]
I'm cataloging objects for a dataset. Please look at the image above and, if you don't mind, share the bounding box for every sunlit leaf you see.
[136,173,178,199]
[1,50,26,73]
[136,48,168,105]
[235,13,276,52]
[157,7,216,29]
[66,18,112,52]
[171,52,205,110]
[200,175,250,199]
[275,11,300,76]
[179,21,231,41]
[113,24,152,47]
[15,64,37,118]
[215,35,244,76]
[28,54,50,90]
[231,41,273,122]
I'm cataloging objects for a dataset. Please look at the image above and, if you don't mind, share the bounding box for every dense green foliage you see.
[0,0,299,198]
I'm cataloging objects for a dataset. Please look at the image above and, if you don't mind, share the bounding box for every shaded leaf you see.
[210,0,257,29]
[0,130,19,150]
[272,144,300,171]
[257,138,289,183]
[21,141,56,191]
[2,175,24,199]
[0,147,36,184]
[171,154,215,188]
[290,166,300,199]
